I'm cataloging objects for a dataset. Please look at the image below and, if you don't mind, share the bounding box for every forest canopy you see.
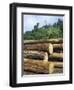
[24,19,63,40]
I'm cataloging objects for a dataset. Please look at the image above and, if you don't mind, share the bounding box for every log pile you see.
[23,59,63,74]
[23,38,63,74]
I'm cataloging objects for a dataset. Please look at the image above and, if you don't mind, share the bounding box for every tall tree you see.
[34,22,39,30]
[57,19,63,31]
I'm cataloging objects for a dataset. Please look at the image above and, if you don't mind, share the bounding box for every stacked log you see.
[24,39,63,54]
[53,44,63,48]
[53,44,63,53]
[24,38,63,44]
[48,53,63,62]
[48,61,63,74]
[23,38,63,74]
[24,60,49,74]
[24,50,48,60]
[24,59,63,74]
[24,43,53,54]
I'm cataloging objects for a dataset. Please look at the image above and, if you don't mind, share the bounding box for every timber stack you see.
[23,38,63,74]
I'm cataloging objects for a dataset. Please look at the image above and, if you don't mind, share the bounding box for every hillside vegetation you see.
[24,19,63,40]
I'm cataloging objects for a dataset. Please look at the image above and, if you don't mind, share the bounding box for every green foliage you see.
[24,19,63,40]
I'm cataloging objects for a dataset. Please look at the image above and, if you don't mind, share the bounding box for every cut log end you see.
[48,43,53,54]
[49,62,54,74]
[43,52,48,62]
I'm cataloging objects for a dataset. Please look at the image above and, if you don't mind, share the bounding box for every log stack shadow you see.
[23,38,63,74]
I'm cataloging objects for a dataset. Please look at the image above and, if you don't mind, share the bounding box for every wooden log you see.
[48,53,63,62]
[23,59,63,74]
[53,48,63,53]
[24,38,63,44]
[24,43,53,54]
[53,44,63,48]
[24,59,49,74]
[53,62,63,68]
[53,44,63,53]
[48,61,63,74]
[49,53,63,58]
[23,50,48,60]
[52,68,63,73]
[51,62,63,73]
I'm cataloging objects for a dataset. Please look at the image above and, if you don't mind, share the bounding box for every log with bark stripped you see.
[24,38,63,44]
[24,43,53,54]
[23,50,48,61]
[53,44,63,53]
[24,59,49,74]
[49,61,63,74]
[53,44,63,48]
[48,53,63,62]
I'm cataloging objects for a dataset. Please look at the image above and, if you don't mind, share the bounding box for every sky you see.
[23,14,63,33]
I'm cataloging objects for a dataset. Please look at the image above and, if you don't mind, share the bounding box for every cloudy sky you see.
[23,14,63,33]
